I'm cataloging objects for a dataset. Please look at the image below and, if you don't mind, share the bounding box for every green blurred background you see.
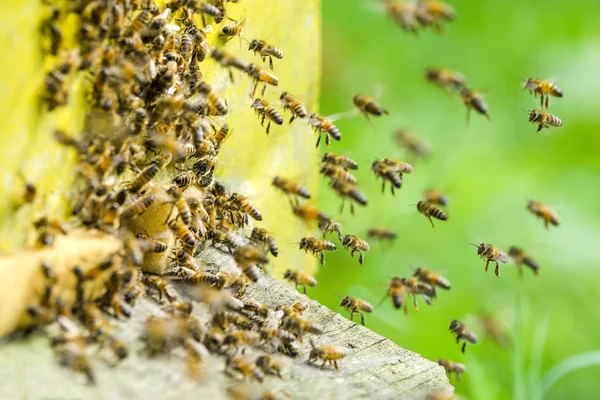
[311,1,600,399]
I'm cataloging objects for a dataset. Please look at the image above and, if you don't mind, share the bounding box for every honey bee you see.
[255,355,283,378]
[225,356,264,382]
[379,277,407,312]
[526,200,559,229]
[401,277,436,311]
[478,312,511,348]
[308,339,348,371]
[166,185,192,226]
[318,219,343,241]
[211,48,249,82]
[169,218,197,253]
[246,63,279,97]
[320,164,358,185]
[138,237,168,253]
[292,203,331,224]
[527,109,563,134]
[508,246,539,276]
[321,153,358,170]
[339,296,373,326]
[283,269,317,295]
[394,130,430,159]
[416,201,448,231]
[353,94,389,125]
[330,179,368,215]
[33,216,70,248]
[341,235,370,265]
[279,92,307,123]
[250,227,278,257]
[223,331,261,353]
[523,78,563,109]
[415,0,456,33]
[425,67,466,91]
[143,275,178,303]
[384,0,418,34]
[230,193,262,222]
[250,98,283,134]
[125,160,160,193]
[197,81,228,116]
[438,359,466,382]
[210,123,231,151]
[424,189,449,207]
[460,87,490,123]
[272,176,311,200]
[57,345,96,385]
[367,228,397,242]
[248,39,283,70]
[172,171,197,191]
[449,320,478,353]
[470,243,509,277]
[121,193,155,220]
[233,245,269,282]
[308,113,342,147]
[282,314,322,337]
[413,267,451,290]
[298,237,337,266]
[370,160,401,195]
[220,17,245,39]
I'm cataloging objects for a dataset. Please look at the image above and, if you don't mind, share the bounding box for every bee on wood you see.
[250,227,278,257]
[279,92,307,123]
[341,235,370,265]
[222,331,261,354]
[298,237,337,266]
[308,339,348,371]
[523,78,563,109]
[339,296,373,326]
[233,245,269,282]
[143,275,178,303]
[165,185,192,226]
[255,355,283,378]
[124,160,160,194]
[248,39,283,70]
[449,319,478,353]
[225,356,264,382]
[250,98,283,134]
[169,218,197,254]
[283,269,317,295]
[416,201,448,231]
[470,243,509,277]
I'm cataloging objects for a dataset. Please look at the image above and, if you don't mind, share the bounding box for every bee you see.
[292,203,331,224]
[424,189,449,207]
[370,160,402,195]
[449,320,478,353]
[527,109,563,134]
[508,246,539,276]
[339,296,373,326]
[425,67,466,91]
[246,64,279,97]
[169,218,197,253]
[225,356,264,382]
[223,331,261,353]
[523,78,563,109]
[229,193,262,224]
[172,171,197,191]
[283,269,317,295]
[461,87,491,123]
[166,185,192,226]
[527,200,560,229]
[125,160,160,193]
[478,312,511,347]
[379,277,407,312]
[394,130,430,159]
[298,237,337,266]
[138,237,168,253]
[279,92,307,123]
[250,98,283,134]
[248,39,284,70]
[197,81,228,116]
[321,153,358,170]
[210,123,231,151]
[17,172,37,204]
[438,359,466,382]
[384,0,418,34]
[57,345,96,385]
[233,245,269,282]
[250,227,278,257]
[272,176,311,200]
[255,355,283,378]
[330,179,368,215]
[220,17,245,39]
[320,164,358,185]
[143,275,178,303]
[120,193,155,220]
[367,228,397,242]
[33,216,69,248]
[401,277,436,311]
[415,0,456,33]
[413,267,450,290]
[211,48,249,82]
[318,219,343,241]
[470,243,509,277]
[308,113,341,147]
[308,339,348,371]
[416,201,448,231]
[341,235,370,265]
[353,94,390,125]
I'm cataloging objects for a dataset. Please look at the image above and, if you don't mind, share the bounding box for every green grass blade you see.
[540,351,600,397]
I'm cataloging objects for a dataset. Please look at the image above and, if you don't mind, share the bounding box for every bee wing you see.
[372,83,385,100]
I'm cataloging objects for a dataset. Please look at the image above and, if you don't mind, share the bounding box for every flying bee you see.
[379,277,407,312]
[438,359,466,382]
[250,98,283,134]
[470,243,509,277]
[16,172,37,204]
[523,78,563,109]
[197,81,228,116]
[33,216,70,248]
[339,296,373,326]
[143,275,178,303]
[371,160,402,194]
[255,355,283,378]
[425,67,466,91]
[461,87,490,123]
[353,94,390,126]
[526,200,559,229]
[394,130,431,159]
[250,227,278,257]
[248,39,284,70]
[449,320,478,353]
[322,153,358,170]
[401,277,436,311]
[508,246,539,276]
[416,201,448,231]
[279,92,307,123]
[320,164,358,185]
[220,17,245,39]
[211,48,249,82]
[384,0,418,34]
[165,185,192,226]
[413,267,451,290]
[367,228,397,243]
[318,219,343,241]
[526,109,562,134]
[330,179,368,215]
[298,237,337,266]
[415,0,456,33]
[308,339,348,371]
[246,63,279,97]
[308,113,342,148]
[283,269,317,295]
[424,189,449,207]
[225,356,264,382]
[169,218,197,254]
[272,176,311,200]
[125,160,160,193]
[341,235,370,265]
[120,194,155,220]
[292,203,331,224]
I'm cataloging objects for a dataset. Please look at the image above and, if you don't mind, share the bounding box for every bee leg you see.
[427,216,436,232]
[269,56,274,71]
[334,360,339,371]
[260,113,266,126]
[537,124,542,134]
[350,203,355,215]
[391,185,395,195]
[325,134,331,146]
[360,313,366,326]
[456,372,462,383]
[251,81,258,98]
[456,336,460,344]
[289,115,295,124]
[350,249,355,259]
[381,181,386,194]
[412,295,419,312]
[466,107,471,127]
[320,251,325,266]
[349,311,354,321]
[321,360,327,368]
[461,342,467,354]
[266,121,271,135]
[228,69,234,83]
[544,219,549,230]
[261,84,267,97]
[315,132,322,148]
[495,262,500,278]
[358,251,364,265]
[485,259,490,272]
[302,285,307,295]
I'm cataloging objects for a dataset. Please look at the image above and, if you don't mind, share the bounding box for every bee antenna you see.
[334,293,344,299]
[468,243,479,247]
[308,337,316,349]
[521,108,530,113]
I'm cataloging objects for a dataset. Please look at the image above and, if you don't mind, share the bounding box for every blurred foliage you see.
[310,1,600,399]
